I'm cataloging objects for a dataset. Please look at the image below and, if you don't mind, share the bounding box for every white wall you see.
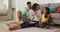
[16,0,31,12]
[0,0,5,9]
[3,0,8,9]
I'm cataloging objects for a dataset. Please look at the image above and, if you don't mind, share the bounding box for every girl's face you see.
[43,8,47,14]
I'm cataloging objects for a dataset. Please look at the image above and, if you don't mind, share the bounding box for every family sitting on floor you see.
[6,2,52,30]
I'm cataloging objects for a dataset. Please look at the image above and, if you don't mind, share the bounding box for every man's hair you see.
[27,2,31,4]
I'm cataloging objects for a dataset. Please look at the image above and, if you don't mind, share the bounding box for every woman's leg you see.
[21,22,30,28]
[31,21,40,27]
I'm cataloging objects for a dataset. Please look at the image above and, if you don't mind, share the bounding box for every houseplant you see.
[11,8,16,20]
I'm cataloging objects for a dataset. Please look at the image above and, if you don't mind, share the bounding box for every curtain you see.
[3,0,8,9]
[0,0,5,9]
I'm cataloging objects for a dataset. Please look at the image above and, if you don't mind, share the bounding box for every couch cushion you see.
[40,3,49,7]
[49,6,58,13]
[50,13,60,19]
[52,19,60,24]
[0,9,8,16]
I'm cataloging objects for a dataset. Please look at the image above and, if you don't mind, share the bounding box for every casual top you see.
[41,14,48,23]
[29,10,41,21]
[23,7,30,17]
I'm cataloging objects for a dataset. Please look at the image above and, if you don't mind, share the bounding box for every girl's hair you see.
[42,7,50,18]
[17,10,22,21]
[32,3,39,11]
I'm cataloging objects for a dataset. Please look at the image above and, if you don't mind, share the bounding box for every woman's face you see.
[36,5,40,10]
[43,8,47,14]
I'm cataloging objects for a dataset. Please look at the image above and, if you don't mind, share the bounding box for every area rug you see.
[11,27,58,32]
[0,21,60,32]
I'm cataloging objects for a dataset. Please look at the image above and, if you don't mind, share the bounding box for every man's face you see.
[27,4,31,9]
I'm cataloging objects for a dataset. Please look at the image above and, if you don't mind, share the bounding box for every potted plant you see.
[11,8,16,20]
[12,8,16,12]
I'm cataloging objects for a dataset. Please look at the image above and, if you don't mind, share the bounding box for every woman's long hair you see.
[32,3,39,11]
[42,7,50,18]
[17,10,22,21]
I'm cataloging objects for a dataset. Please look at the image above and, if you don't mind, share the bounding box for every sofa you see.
[40,3,60,25]
[0,9,13,21]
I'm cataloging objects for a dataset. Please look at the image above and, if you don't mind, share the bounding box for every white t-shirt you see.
[29,9,41,21]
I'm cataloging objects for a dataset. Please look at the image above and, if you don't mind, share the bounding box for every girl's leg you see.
[6,21,11,26]
[41,23,47,28]
[14,24,21,29]
[9,24,21,30]
[9,25,15,30]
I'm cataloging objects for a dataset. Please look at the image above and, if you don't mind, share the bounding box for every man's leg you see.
[21,22,30,28]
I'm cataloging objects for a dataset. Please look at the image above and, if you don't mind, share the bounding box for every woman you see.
[29,3,41,27]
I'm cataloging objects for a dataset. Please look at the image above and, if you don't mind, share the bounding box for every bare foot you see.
[6,22,10,26]
[48,27,53,30]
[44,27,47,30]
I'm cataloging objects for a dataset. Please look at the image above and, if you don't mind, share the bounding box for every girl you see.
[39,7,51,29]
[6,10,23,30]
[6,10,30,30]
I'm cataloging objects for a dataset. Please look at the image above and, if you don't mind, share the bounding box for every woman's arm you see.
[46,14,50,23]
[29,10,33,21]
[39,15,42,24]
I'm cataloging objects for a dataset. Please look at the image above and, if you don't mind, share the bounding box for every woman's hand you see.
[33,11,37,16]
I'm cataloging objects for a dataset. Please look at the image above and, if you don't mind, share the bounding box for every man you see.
[21,2,32,28]
[23,1,32,17]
